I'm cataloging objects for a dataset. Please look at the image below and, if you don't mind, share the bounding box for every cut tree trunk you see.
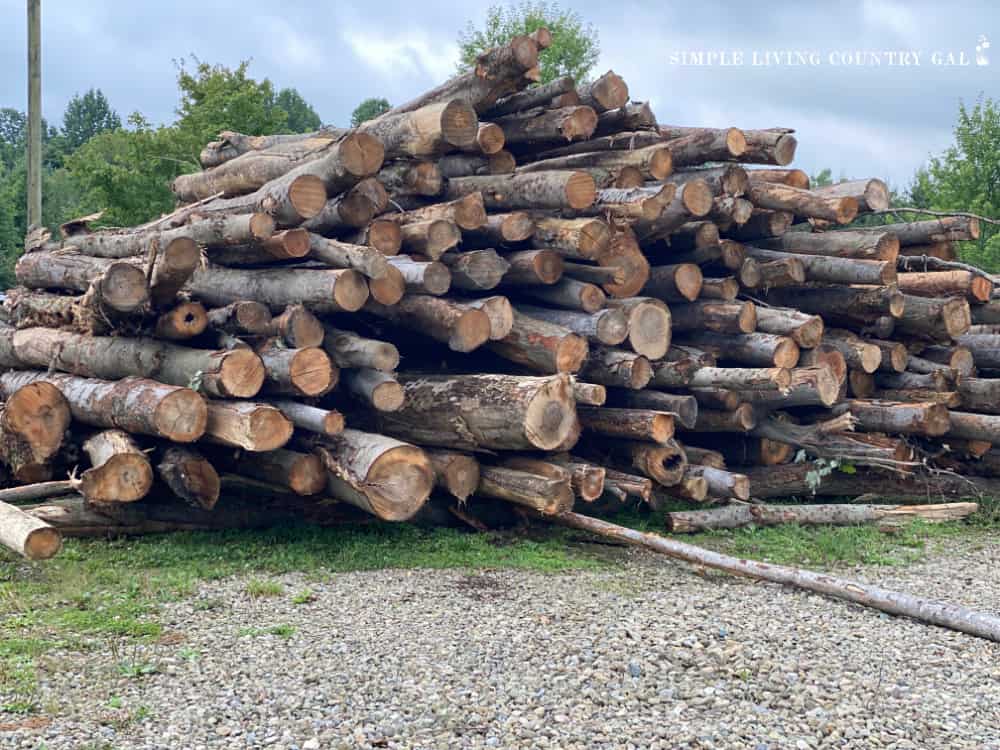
[365,295,491,353]
[204,400,293,452]
[17,251,150,315]
[754,306,824,348]
[861,217,980,245]
[399,220,461,259]
[439,250,508,291]
[477,465,574,515]
[740,366,840,408]
[256,342,336,397]
[0,381,71,483]
[821,329,882,373]
[155,302,209,341]
[642,263,703,302]
[0,499,62,560]
[578,346,651,389]
[734,128,798,166]
[689,366,792,391]
[264,305,325,348]
[483,75,577,117]
[605,297,671,359]
[577,70,629,112]
[187,265,369,313]
[760,230,899,262]
[79,429,153,504]
[370,373,577,452]
[670,301,757,334]
[157,446,220,510]
[343,368,405,412]
[267,400,344,436]
[685,465,750,500]
[947,411,1000,444]
[830,399,950,436]
[571,381,606,406]
[444,171,596,210]
[812,178,890,212]
[227,448,327,496]
[377,160,443,198]
[205,301,273,337]
[463,211,535,246]
[322,327,399,371]
[895,295,971,342]
[426,448,481,502]
[385,193,488,231]
[518,145,672,181]
[488,309,589,374]
[699,277,739,301]
[578,406,675,444]
[607,389,698,429]
[500,249,564,285]
[521,277,606,313]
[514,305,628,346]
[388,256,453,295]
[531,216,610,259]
[748,182,857,224]
[745,246,896,286]
[495,106,598,146]
[897,271,993,303]
[359,101,478,157]
[0,371,206,443]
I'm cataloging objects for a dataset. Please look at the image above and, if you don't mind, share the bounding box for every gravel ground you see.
[5,535,1000,749]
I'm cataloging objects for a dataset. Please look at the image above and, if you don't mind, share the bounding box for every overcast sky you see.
[1,0,996,189]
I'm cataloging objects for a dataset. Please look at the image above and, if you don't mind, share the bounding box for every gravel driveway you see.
[6,535,1000,749]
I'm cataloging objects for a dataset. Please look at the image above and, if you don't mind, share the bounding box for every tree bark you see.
[811,178,890,212]
[521,277,606,313]
[578,346,651,389]
[360,101,478,157]
[642,263,703,302]
[571,380,606,406]
[365,295,491,353]
[741,366,840,408]
[862,216,980,245]
[267,400,344,436]
[820,329,882,373]
[519,144,672,181]
[377,160,443,198]
[688,366,793,390]
[895,295,971,342]
[0,371,206,443]
[733,128,798,166]
[514,304,628,346]
[946,411,1000,444]
[477,465,574,515]
[343,368,405,412]
[300,178,386,234]
[322,327,400,372]
[343,219,403,256]
[745,246,896,285]
[499,249,564,285]
[439,250,508,291]
[187,265,369,313]
[578,406,675,444]
[388,256,453,295]
[462,211,535,246]
[483,76,577,117]
[897,271,993,303]
[495,106,598,147]
[831,399,951,436]
[530,216,610,259]
[759,230,899,261]
[748,181,858,224]
[444,171,596,210]
[670,301,757,334]
[699,277,739,301]
[608,389,698,429]
[754,306,824,348]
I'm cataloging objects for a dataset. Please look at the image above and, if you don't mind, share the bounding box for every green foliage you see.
[351,97,391,127]
[811,168,833,188]
[62,88,121,151]
[457,1,600,84]
[276,87,322,133]
[907,95,1000,270]
[245,578,284,598]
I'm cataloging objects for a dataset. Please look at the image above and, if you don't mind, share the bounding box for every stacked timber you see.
[1,28,995,558]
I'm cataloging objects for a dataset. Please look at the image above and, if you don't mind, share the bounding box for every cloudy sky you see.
[1,0,995,188]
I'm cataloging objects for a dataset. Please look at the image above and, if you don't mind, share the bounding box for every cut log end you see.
[219,349,267,398]
[341,131,386,176]
[523,375,578,451]
[366,445,434,521]
[773,338,801,369]
[5,382,72,465]
[331,269,371,311]
[442,100,480,149]
[249,212,277,240]
[726,128,747,157]
[566,172,597,209]
[155,389,209,443]
[773,134,797,166]
[555,334,590,374]
[597,309,630,346]
[681,179,714,217]
[368,220,403,256]
[156,302,209,340]
[451,308,493,353]
[368,265,406,306]
[101,263,150,313]
[370,380,406,412]
[81,453,154,504]
[287,348,337,396]
[287,175,328,220]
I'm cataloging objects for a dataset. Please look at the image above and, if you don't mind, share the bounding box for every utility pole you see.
[27,0,42,227]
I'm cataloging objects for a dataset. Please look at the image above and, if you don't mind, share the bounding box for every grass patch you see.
[291,588,316,605]
[245,579,284,598]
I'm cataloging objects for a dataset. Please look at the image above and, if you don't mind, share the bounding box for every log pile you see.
[2,29,995,561]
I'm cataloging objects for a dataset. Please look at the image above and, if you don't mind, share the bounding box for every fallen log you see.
[0,497,62,560]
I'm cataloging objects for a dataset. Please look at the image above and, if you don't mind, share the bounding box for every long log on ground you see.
[365,295,490,353]
[314,429,432,521]
[156,446,220,510]
[667,502,977,533]
[12,327,265,399]
[0,497,62,560]
[78,429,153,504]
[444,171,596,211]
[187,265,369,313]
[0,371,206,443]
[550,510,1000,643]
[370,373,577,452]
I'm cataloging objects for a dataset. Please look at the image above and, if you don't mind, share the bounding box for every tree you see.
[811,168,833,188]
[276,88,321,133]
[457,2,600,84]
[351,98,391,127]
[908,95,1000,270]
[62,88,121,150]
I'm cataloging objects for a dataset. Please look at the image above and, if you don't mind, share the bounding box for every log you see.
[741,366,840,408]
[848,370,875,398]
[699,277,739,301]
[173,132,383,201]
[812,178,890,213]
[315,429,432,521]
[765,286,904,322]
[821,329,882,373]
[371,373,577,452]
[79,429,153,504]
[204,400,293,452]
[671,237,743,270]
[181,172,327,228]
[531,216,610,259]
[607,389,698,429]
[478,465,574,515]
[499,249,564,285]
[0,371,206,443]
[895,295,971,342]
[343,368,405,412]
[971,300,1000,325]
[955,379,1000,414]
[754,306,824,348]
[747,168,810,189]
[744,246,896,286]
[299,178,387,234]
[495,106,598,146]
[550,511,1000,643]
[897,241,956,260]
[580,185,675,222]
[462,211,535,246]
[710,196,753,227]
[264,305,325,348]
[599,466,653,502]
[831,399,950,436]
[685,465,750,500]
[876,370,954,392]
[577,70,628,112]
[399,220,461,259]
[0,381,71,483]
[377,160,443,198]
[677,331,799,369]
[760,230,899,262]
[488,309,589,374]
[360,101,478,157]
[689,387,740,411]
[604,297,671,359]
[426,449,481,502]
[578,406,675,444]
[725,210,793,241]
[679,446,726,469]
[872,339,911,373]
[599,439,687,487]
[444,171,596,211]
[521,277,606,313]
[947,411,1000,444]
[0,498,62,560]
[1,288,116,336]
[227,448,327,496]
[578,346,651,389]
[670,301,756,334]
[647,356,701,388]
[667,501,976,533]
[457,296,515,340]
[518,145,672,181]
[385,192,488,231]
[684,403,756,433]
[748,182,857,224]
[366,265,406,306]
[861,217,980,245]
[16,251,150,315]
[156,446,220,510]
[514,305,628,346]
[632,179,714,242]
[438,250,508,291]
[684,434,792,467]
[187,265,369,313]
[642,263,703,302]
[689,366,792,391]
[545,456,606,502]
[365,295,491,353]
[919,345,976,375]
[751,414,913,468]
[322,327,399,372]
[954,335,1000,370]
[388,256,453,295]
[897,271,993,303]
[483,76,577,117]
[734,128,798,166]
[531,130,662,160]
[11,327,266,399]
[655,471,709,504]
[571,380,606,406]
[256,342,336,397]
[205,301,273,336]
[593,101,656,136]
[155,302,209,341]
[267,400,344,436]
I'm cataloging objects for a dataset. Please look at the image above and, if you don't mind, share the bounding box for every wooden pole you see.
[26,0,42,227]
[549,512,1000,643]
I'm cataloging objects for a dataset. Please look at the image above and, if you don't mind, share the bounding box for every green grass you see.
[245,579,284,598]
[238,623,296,639]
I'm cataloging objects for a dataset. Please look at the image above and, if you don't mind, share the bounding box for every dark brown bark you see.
[365,295,491,353]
